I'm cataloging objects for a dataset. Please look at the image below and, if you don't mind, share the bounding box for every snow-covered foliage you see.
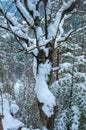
[55,110,68,130]
[51,38,86,129]
[71,106,80,130]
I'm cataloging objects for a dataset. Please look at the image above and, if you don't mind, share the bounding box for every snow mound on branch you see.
[35,60,56,117]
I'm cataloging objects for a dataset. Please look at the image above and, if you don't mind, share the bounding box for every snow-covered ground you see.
[0,93,24,130]
[0,93,39,130]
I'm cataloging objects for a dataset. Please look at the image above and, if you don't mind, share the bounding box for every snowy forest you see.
[0,0,86,130]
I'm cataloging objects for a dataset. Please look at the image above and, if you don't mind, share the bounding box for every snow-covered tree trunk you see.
[35,41,56,129]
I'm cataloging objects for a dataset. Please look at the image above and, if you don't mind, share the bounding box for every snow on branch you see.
[59,14,72,37]
[48,0,80,38]
[52,67,59,72]
[55,30,73,48]
[25,38,54,55]
[71,105,80,130]
[70,25,86,36]
[24,0,39,18]
[0,22,9,31]
[15,0,34,26]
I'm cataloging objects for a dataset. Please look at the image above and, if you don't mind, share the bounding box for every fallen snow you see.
[0,93,24,130]
[0,91,40,130]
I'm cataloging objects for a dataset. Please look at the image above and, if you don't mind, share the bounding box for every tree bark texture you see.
[0,118,4,130]
[36,43,57,129]
[37,101,56,130]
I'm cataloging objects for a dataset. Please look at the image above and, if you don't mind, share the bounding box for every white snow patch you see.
[33,57,37,80]
[0,94,24,130]
[21,127,30,130]
[56,110,67,130]
[16,0,34,25]
[35,60,56,117]
[83,0,86,4]
[10,102,19,115]
[14,80,21,96]
[48,24,56,38]
[36,26,43,41]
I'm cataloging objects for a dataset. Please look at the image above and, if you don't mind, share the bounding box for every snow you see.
[56,110,68,130]
[74,72,86,81]
[83,0,86,4]
[46,0,51,21]
[10,102,19,115]
[16,0,34,25]
[21,128,30,130]
[75,55,86,65]
[6,12,18,26]
[48,24,56,38]
[21,127,39,130]
[0,0,83,128]
[48,0,77,39]
[35,60,56,117]
[33,57,37,80]
[59,62,72,73]
[22,128,39,130]
[71,106,80,130]
[42,126,48,130]
[3,116,24,130]
[0,93,24,130]
[27,0,39,17]
[14,80,22,96]
[62,52,74,58]
[36,26,43,41]
[27,0,35,11]
[0,92,41,130]
[59,14,71,38]
[52,67,59,71]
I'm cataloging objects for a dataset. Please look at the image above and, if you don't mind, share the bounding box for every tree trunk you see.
[0,118,4,130]
[35,44,57,129]
[37,100,57,130]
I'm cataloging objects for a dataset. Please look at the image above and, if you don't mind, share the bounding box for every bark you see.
[36,42,57,129]
[56,49,60,80]
[37,101,56,130]
[0,117,4,130]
